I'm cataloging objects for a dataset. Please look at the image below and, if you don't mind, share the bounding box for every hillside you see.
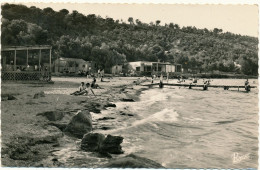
[1,3,258,75]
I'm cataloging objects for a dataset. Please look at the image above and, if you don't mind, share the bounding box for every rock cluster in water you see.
[104,103,116,108]
[1,94,17,101]
[121,98,135,102]
[33,91,45,99]
[103,154,165,168]
[81,133,124,156]
[64,110,92,138]
[81,133,105,152]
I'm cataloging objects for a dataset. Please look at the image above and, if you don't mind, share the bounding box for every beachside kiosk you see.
[1,45,52,83]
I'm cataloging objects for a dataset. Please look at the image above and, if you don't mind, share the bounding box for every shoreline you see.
[51,73,259,80]
[1,77,151,167]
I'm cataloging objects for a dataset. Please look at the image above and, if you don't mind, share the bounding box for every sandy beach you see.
[1,76,151,167]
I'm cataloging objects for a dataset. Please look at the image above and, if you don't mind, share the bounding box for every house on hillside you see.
[128,61,182,73]
[128,61,153,72]
[53,57,91,73]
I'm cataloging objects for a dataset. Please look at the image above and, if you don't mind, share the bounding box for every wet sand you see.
[1,76,149,167]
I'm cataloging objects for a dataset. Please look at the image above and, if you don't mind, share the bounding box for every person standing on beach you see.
[244,79,251,91]
[245,79,249,86]
[203,80,210,90]
[100,69,104,79]
[97,69,101,79]
[160,74,163,83]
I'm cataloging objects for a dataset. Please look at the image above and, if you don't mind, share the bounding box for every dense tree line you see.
[1,3,258,75]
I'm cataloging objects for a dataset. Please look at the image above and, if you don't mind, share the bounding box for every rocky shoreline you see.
[1,77,164,168]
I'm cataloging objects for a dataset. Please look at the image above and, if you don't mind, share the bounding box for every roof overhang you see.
[2,45,52,51]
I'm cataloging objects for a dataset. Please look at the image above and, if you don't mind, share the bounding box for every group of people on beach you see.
[70,76,103,96]
[71,82,95,96]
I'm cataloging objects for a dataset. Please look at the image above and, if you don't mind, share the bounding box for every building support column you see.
[39,49,41,71]
[14,50,17,80]
[26,48,29,66]
[156,63,158,73]
[49,49,52,72]
[14,50,17,71]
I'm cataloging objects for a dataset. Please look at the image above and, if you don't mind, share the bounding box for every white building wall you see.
[166,65,170,72]
[128,62,142,71]
[112,65,122,74]
[166,65,176,72]
[172,65,176,72]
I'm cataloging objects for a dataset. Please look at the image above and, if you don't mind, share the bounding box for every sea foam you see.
[132,108,179,127]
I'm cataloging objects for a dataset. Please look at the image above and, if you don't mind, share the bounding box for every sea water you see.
[52,79,258,168]
[107,79,258,169]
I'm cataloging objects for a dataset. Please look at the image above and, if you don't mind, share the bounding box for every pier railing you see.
[142,82,256,92]
[1,71,51,82]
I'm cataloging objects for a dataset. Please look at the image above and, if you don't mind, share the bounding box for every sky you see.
[10,2,260,37]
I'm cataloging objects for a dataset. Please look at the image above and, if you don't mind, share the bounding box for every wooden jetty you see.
[142,83,257,91]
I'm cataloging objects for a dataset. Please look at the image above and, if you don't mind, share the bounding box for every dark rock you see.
[85,103,101,113]
[48,122,67,131]
[33,91,45,99]
[81,133,105,152]
[52,158,58,161]
[100,135,124,154]
[52,143,60,147]
[79,100,87,104]
[97,117,115,121]
[52,158,64,166]
[103,154,165,168]
[120,113,134,117]
[81,133,124,155]
[37,111,64,121]
[100,126,113,130]
[9,143,32,160]
[1,97,8,101]
[121,98,135,102]
[91,108,101,114]
[104,103,116,108]
[64,110,92,138]
[1,94,17,101]
[8,95,17,100]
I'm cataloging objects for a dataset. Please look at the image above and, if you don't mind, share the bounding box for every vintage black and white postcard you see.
[1,0,259,169]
